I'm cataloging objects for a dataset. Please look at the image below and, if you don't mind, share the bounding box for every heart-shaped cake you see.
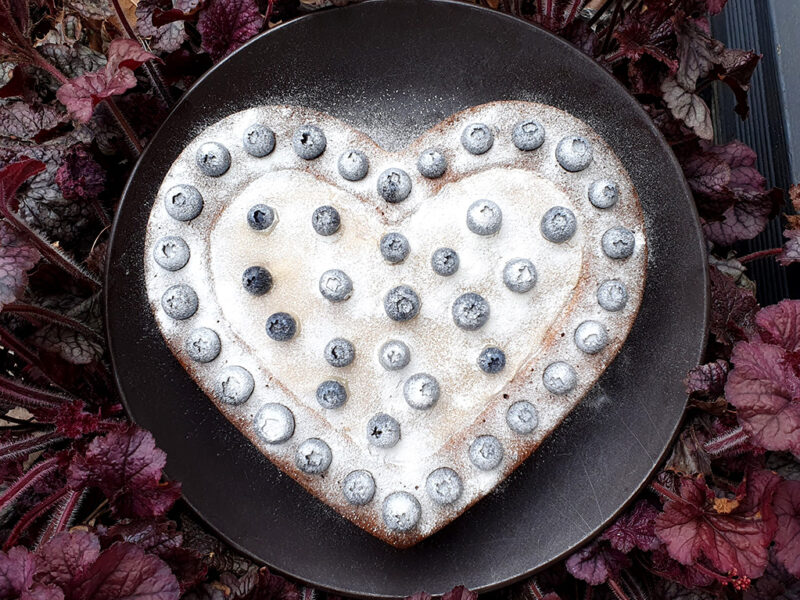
[144,101,647,547]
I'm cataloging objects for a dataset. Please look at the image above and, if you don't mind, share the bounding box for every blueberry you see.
[382,491,421,532]
[377,168,412,203]
[461,123,494,154]
[597,279,628,312]
[468,435,504,470]
[164,184,203,221]
[242,266,273,296]
[431,247,459,276]
[196,142,231,176]
[292,125,326,160]
[403,372,440,410]
[542,361,577,395]
[380,232,410,264]
[417,148,447,178]
[367,413,401,448]
[338,149,369,181]
[312,205,341,236]
[342,470,375,505]
[602,227,636,259]
[512,119,545,151]
[247,204,276,231]
[589,180,619,209]
[295,438,332,474]
[242,124,276,157]
[540,206,577,243]
[452,292,490,330]
[316,380,347,409]
[266,312,296,341]
[324,338,355,367]
[254,403,295,444]
[161,284,198,320]
[319,269,353,302]
[378,340,410,371]
[153,236,190,271]
[478,346,506,374]
[184,327,220,363]
[425,467,462,505]
[574,320,609,354]
[556,135,593,171]
[506,400,539,434]
[384,285,420,322]
[466,199,502,236]
[503,258,537,293]
[214,366,254,405]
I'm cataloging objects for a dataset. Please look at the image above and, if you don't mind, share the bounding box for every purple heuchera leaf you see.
[660,77,713,141]
[441,586,477,600]
[726,340,800,454]
[0,102,66,141]
[67,425,181,518]
[69,542,179,600]
[56,39,156,123]
[743,548,800,600]
[54,145,106,201]
[197,0,263,61]
[35,530,101,589]
[654,470,780,579]
[779,229,800,266]
[685,359,730,398]
[756,300,800,353]
[773,478,800,577]
[0,546,63,600]
[601,499,661,553]
[709,266,759,351]
[0,220,41,309]
[565,540,631,586]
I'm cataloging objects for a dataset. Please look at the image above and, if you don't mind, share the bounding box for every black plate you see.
[105,1,708,596]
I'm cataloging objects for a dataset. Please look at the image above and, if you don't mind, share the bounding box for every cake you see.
[144,101,647,547]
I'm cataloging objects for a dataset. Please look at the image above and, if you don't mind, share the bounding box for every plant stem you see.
[4,302,104,342]
[0,430,64,462]
[109,0,173,107]
[0,204,100,290]
[738,247,783,263]
[650,481,684,504]
[607,579,631,600]
[0,373,72,410]
[40,488,84,544]
[600,0,624,54]
[0,456,59,512]
[3,487,67,550]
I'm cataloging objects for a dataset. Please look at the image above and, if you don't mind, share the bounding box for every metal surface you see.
[105,1,709,596]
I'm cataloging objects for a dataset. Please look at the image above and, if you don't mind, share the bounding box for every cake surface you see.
[144,101,647,547]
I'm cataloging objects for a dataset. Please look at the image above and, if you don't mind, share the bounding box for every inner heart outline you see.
[144,101,647,547]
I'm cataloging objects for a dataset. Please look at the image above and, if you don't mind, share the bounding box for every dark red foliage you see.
[67,426,182,519]
[709,266,759,351]
[685,360,730,399]
[726,304,800,454]
[772,477,800,577]
[654,470,780,578]
[54,145,106,202]
[56,40,157,123]
[197,0,263,61]
[565,540,631,585]
[601,500,661,554]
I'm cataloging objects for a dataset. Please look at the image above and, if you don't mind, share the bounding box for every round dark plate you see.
[105,1,708,596]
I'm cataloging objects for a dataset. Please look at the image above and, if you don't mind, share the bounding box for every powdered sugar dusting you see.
[144,101,647,547]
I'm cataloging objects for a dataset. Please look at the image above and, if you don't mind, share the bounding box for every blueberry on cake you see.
[144,101,647,547]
